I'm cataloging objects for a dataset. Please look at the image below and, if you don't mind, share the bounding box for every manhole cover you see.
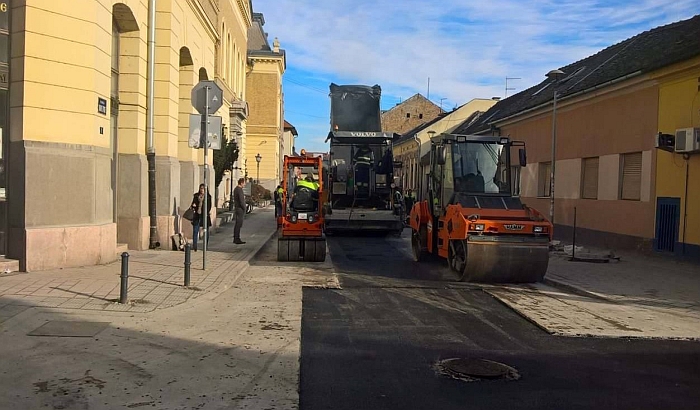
[435,358,520,382]
[27,321,110,337]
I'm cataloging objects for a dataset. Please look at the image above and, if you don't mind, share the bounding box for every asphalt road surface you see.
[299,230,700,410]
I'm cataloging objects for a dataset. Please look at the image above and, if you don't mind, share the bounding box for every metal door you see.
[654,197,680,252]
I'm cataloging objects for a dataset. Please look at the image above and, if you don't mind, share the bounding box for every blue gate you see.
[654,197,680,252]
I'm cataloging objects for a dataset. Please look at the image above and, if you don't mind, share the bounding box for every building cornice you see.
[236,0,253,28]
[248,55,286,73]
[187,0,220,43]
[649,55,700,83]
[208,0,219,13]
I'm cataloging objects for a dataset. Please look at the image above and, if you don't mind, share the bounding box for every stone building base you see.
[22,223,117,272]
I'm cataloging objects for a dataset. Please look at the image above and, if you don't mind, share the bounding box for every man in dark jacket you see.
[233,178,246,244]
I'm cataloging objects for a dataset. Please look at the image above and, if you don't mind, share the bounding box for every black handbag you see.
[183,208,195,221]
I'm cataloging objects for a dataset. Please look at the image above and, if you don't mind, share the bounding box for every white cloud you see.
[252,0,698,144]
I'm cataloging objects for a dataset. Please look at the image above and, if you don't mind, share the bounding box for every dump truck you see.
[323,83,404,235]
[277,152,327,262]
[410,133,552,283]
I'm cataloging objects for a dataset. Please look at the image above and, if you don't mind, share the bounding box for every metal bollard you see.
[184,243,191,287]
[119,252,129,304]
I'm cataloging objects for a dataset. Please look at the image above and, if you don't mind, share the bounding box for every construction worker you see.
[405,189,415,211]
[297,173,319,191]
[274,184,284,218]
[291,174,318,211]
[354,145,373,164]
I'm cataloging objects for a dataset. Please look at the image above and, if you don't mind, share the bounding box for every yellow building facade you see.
[2,0,253,271]
[654,56,700,260]
[244,13,285,191]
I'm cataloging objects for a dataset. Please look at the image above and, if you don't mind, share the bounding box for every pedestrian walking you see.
[233,178,246,244]
[189,183,211,252]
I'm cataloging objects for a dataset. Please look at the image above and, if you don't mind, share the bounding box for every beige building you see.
[459,15,700,256]
[393,98,497,192]
[245,13,286,191]
[381,93,443,135]
[1,0,259,271]
[280,120,297,174]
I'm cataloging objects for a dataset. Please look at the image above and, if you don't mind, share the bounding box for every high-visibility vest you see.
[276,187,284,201]
[297,179,318,191]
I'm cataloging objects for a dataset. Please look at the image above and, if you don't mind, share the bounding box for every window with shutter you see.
[581,157,599,199]
[538,162,551,197]
[620,152,642,200]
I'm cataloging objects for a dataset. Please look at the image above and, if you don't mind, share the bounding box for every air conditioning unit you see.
[655,132,675,152]
[675,128,700,153]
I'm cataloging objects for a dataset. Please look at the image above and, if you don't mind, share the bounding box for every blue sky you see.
[253,0,699,152]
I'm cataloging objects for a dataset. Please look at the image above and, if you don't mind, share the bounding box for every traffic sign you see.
[191,80,224,115]
[188,114,222,150]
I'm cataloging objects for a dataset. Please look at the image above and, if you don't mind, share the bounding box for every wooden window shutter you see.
[581,157,599,199]
[621,152,642,200]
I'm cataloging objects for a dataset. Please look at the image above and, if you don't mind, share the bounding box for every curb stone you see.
[542,277,614,303]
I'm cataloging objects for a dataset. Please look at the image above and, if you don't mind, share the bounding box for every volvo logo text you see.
[504,224,525,230]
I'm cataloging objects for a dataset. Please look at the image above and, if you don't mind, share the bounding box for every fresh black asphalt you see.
[299,231,700,410]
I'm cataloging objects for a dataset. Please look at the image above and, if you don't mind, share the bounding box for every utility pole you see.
[190,80,223,270]
[545,69,565,226]
[202,86,209,269]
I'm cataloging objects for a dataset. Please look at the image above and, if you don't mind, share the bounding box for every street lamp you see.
[546,69,565,226]
[255,153,262,184]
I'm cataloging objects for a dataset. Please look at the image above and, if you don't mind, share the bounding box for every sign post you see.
[190,80,223,270]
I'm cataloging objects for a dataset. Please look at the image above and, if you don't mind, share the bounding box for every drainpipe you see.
[146,0,159,248]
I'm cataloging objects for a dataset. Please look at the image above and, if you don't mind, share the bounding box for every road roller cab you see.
[278,151,327,262]
[409,134,552,283]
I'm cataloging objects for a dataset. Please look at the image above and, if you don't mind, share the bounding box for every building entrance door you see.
[655,197,681,253]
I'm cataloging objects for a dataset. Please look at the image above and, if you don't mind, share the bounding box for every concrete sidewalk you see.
[0,208,278,320]
[545,250,700,310]
[486,250,700,340]
[0,210,336,410]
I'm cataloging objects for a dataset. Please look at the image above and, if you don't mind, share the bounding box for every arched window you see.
[227,34,232,87]
[221,23,226,81]
[231,43,238,90]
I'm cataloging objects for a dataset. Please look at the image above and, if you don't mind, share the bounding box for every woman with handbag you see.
[189,183,212,251]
